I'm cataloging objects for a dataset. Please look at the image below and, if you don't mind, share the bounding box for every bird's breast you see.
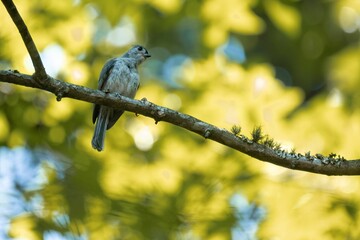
[104,60,139,98]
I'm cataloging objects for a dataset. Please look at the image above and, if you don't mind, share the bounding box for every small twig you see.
[1,0,47,80]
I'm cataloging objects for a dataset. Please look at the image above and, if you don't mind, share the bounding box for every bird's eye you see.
[137,46,143,51]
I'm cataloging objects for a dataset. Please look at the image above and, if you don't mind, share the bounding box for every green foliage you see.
[1,0,360,239]
[230,125,241,136]
[263,135,276,149]
[290,148,296,155]
[251,126,264,143]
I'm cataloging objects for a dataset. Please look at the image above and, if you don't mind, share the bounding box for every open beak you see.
[144,53,151,58]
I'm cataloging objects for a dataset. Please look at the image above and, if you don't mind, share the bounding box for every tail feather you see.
[92,107,110,151]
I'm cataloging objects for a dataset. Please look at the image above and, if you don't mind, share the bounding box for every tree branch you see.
[1,70,360,176]
[1,0,47,80]
[1,0,360,176]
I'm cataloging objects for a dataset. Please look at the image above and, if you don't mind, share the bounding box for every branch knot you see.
[55,83,70,101]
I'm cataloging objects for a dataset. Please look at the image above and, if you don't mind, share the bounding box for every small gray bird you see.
[92,45,151,151]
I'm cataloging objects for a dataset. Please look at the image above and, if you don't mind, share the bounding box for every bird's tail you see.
[92,107,110,151]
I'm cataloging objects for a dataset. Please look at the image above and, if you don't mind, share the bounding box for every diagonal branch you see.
[1,0,47,79]
[1,0,360,176]
[1,70,360,176]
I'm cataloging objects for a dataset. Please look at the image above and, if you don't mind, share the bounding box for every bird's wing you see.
[98,58,117,90]
[93,58,117,124]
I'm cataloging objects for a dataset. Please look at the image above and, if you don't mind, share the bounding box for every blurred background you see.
[0,0,360,239]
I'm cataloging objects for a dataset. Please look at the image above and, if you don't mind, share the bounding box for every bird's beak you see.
[144,53,151,58]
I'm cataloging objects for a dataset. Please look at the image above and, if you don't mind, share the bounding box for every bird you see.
[91,45,151,151]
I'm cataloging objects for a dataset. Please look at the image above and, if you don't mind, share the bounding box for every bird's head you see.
[125,45,151,64]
